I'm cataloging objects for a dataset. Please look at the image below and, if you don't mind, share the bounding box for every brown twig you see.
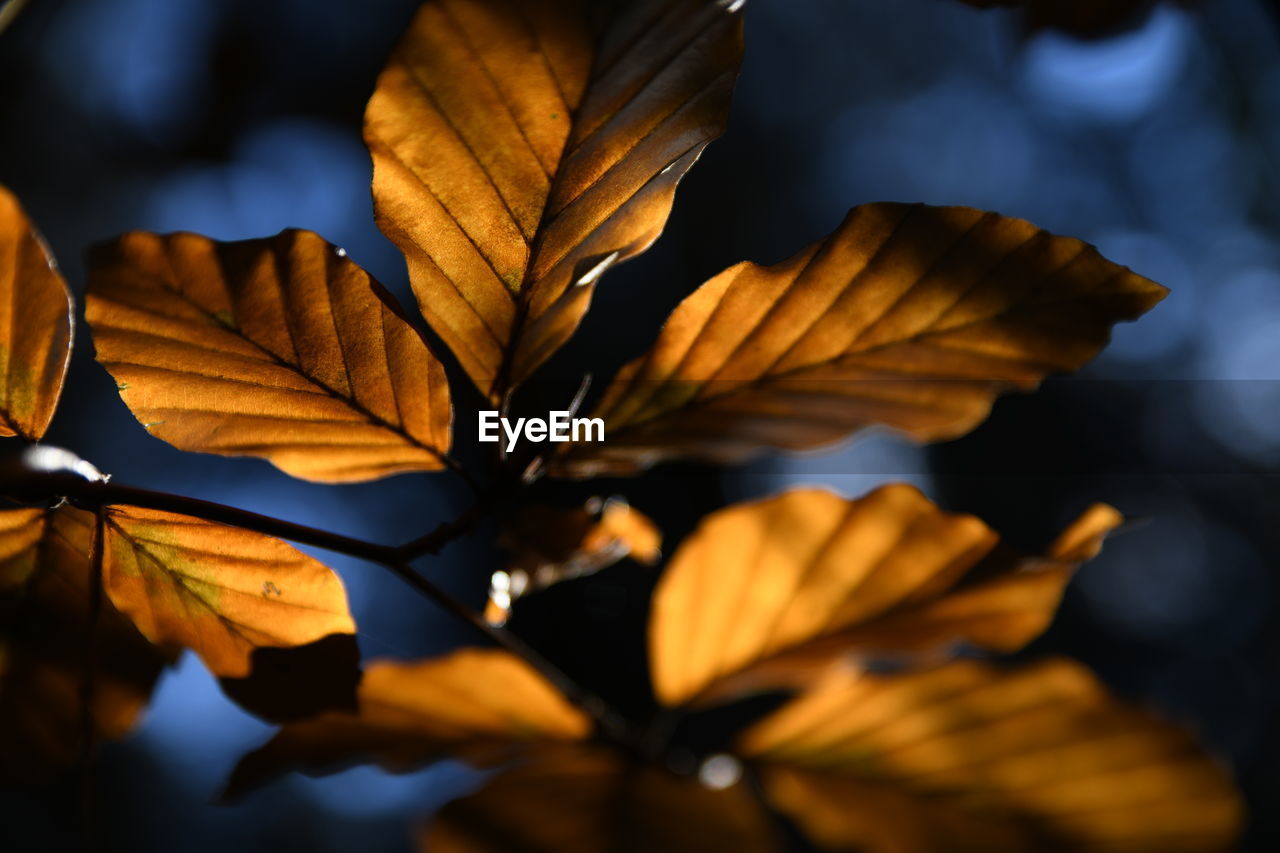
[1,450,628,739]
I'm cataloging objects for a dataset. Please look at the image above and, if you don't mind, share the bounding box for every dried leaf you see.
[421,745,780,853]
[737,659,1242,853]
[366,0,744,400]
[86,229,451,483]
[0,185,73,442]
[0,507,172,781]
[648,485,1121,707]
[487,497,661,624]
[555,204,1166,477]
[225,648,591,797]
[99,506,355,678]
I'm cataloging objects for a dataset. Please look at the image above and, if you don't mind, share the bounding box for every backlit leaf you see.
[555,204,1166,477]
[86,229,451,483]
[366,0,744,400]
[226,648,591,797]
[649,485,1121,707]
[737,659,1242,853]
[486,497,661,624]
[0,185,73,442]
[0,507,172,781]
[421,745,780,853]
[99,506,355,678]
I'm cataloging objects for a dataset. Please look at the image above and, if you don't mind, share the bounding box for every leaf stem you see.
[381,560,626,738]
[63,480,405,564]
[2,456,629,738]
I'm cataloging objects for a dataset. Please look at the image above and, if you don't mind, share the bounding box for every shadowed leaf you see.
[649,485,1122,707]
[225,648,591,798]
[422,745,780,853]
[0,507,173,781]
[486,497,661,624]
[99,506,355,678]
[366,0,744,400]
[555,204,1166,478]
[0,185,73,442]
[86,229,451,483]
[737,659,1242,853]
[219,633,362,723]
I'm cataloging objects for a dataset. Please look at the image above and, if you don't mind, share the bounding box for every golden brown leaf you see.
[366,0,744,400]
[554,204,1166,478]
[85,229,451,483]
[648,485,1121,707]
[486,497,661,624]
[0,185,73,441]
[422,745,780,853]
[737,659,1242,853]
[0,507,172,781]
[226,648,591,797]
[99,506,355,678]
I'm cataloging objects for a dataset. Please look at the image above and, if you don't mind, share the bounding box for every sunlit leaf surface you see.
[0,185,73,442]
[226,648,591,797]
[366,0,744,399]
[556,204,1166,477]
[86,229,451,483]
[99,506,355,678]
[649,485,1121,707]
[738,659,1242,853]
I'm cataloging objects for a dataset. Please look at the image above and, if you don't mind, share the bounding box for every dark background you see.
[1,0,1278,850]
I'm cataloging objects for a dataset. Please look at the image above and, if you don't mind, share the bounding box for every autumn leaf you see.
[226,648,591,797]
[97,506,355,679]
[0,506,172,781]
[416,662,1237,852]
[0,184,73,442]
[737,659,1242,853]
[554,204,1166,478]
[487,497,661,624]
[366,0,744,400]
[86,229,451,483]
[421,745,780,853]
[648,484,1122,707]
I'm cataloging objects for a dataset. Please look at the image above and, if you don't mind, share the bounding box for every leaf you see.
[225,648,591,798]
[421,745,780,853]
[648,484,1122,707]
[219,633,362,724]
[365,0,744,400]
[98,506,355,678]
[553,204,1166,478]
[85,229,452,483]
[0,507,172,781]
[486,497,661,625]
[737,658,1242,853]
[0,185,73,442]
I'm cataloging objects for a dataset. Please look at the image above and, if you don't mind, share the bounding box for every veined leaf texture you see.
[366,0,744,399]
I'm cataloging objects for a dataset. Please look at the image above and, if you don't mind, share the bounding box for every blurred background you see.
[1,0,1278,849]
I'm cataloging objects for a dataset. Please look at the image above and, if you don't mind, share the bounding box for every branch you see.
[1,447,628,737]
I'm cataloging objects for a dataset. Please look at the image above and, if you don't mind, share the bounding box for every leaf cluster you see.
[0,1,1243,851]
